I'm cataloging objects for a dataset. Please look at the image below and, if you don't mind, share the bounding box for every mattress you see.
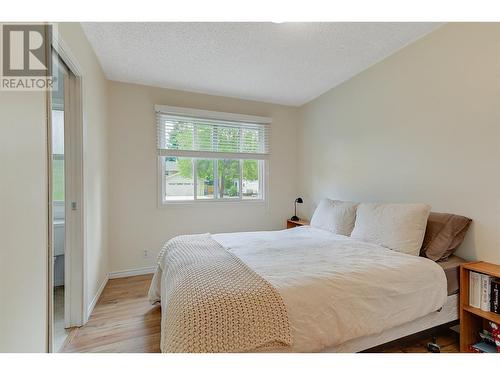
[437,255,467,296]
[212,226,448,352]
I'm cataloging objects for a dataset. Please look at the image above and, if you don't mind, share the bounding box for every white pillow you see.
[310,198,359,236]
[351,203,431,256]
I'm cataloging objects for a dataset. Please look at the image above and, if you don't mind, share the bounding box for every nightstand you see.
[286,219,310,229]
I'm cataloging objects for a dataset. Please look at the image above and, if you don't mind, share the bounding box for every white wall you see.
[58,23,109,316]
[298,23,500,264]
[107,81,299,273]
[0,90,48,352]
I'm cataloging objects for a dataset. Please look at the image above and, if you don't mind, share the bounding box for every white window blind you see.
[155,105,271,159]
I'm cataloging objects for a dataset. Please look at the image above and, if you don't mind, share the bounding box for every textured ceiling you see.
[82,22,442,106]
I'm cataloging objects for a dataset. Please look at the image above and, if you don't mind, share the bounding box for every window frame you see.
[155,105,271,206]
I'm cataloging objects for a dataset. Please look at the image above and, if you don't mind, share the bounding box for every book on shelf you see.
[481,274,495,312]
[471,326,500,353]
[471,341,497,353]
[469,271,482,308]
[492,279,500,314]
[470,271,500,314]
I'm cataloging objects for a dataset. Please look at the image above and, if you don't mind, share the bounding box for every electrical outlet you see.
[143,250,149,259]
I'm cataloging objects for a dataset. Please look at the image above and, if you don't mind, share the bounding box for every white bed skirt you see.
[321,294,459,353]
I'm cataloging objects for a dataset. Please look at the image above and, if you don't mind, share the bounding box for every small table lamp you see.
[291,197,303,221]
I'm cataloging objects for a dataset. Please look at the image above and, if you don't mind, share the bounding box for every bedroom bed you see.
[149,226,466,353]
[148,201,471,353]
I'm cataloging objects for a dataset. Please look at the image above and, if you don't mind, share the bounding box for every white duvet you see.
[211,226,447,352]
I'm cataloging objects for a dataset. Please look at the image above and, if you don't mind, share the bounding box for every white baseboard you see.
[86,274,109,320]
[108,266,157,279]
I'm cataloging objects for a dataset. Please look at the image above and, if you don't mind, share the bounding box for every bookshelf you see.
[459,261,500,352]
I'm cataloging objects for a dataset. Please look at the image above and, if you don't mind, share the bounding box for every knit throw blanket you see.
[150,234,292,353]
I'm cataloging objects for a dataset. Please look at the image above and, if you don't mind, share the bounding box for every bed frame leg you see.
[426,335,441,353]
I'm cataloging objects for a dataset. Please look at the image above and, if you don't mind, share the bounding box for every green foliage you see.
[218,159,239,197]
[243,160,258,181]
[169,121,260,197]
[52,159,64,201]
[196,159,214,181]
[168,122,193,150]
[227,185,238,197]
[177,158,193,179]
[241,129,259,153]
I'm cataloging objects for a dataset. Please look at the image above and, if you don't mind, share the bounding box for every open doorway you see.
[48,43,85,353]
[51,53,69,352]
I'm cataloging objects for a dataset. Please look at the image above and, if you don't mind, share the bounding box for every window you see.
[156,105,270,203]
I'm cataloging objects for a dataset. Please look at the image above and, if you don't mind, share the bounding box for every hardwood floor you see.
[63,274,459,353]
[63,274,161,353]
